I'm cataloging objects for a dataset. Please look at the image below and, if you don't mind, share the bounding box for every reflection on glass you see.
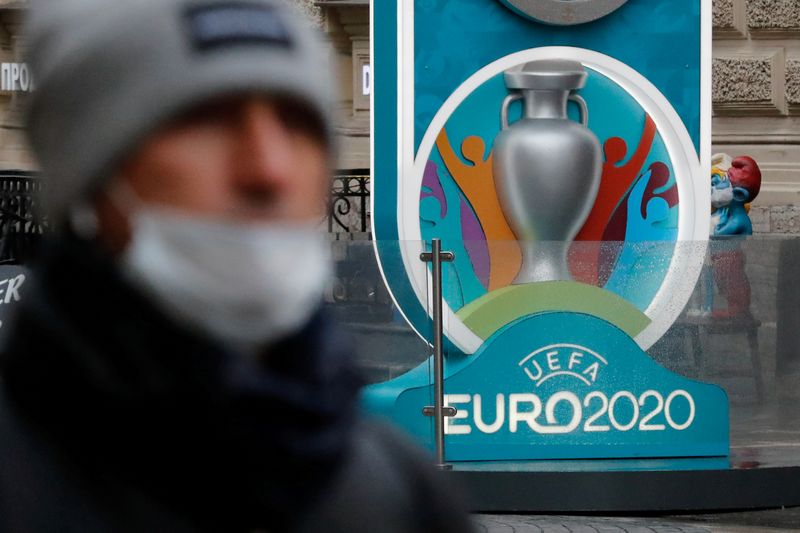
[333,238,800,467]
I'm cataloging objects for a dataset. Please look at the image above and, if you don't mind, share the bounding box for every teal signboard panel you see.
[367,0,724,461]
[394,313,728,460]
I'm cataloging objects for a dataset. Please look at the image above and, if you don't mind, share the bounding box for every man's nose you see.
[233,99,295,201]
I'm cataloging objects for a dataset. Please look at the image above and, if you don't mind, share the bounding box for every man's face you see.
[116,95,330,223]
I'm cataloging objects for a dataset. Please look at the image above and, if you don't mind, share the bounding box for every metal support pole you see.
[420,239,455,470]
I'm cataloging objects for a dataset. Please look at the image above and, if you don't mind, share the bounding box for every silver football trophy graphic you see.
[493,59,603,284]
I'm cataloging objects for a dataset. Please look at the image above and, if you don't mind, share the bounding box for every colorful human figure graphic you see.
[642,161,679,224]
[604,165,678,310]
[421,160,448,220]
[435,128,522,291]
[420,161,488,308]
[572,115,657,285]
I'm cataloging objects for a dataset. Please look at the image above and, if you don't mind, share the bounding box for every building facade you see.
[0,1,33,173]
[713,0,800,233]
[0,1,798,234]
[312,0,369,170]
[314,0,800,235]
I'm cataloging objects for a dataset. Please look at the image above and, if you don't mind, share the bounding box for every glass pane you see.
[325,239,431,384]
[357,237,800,471]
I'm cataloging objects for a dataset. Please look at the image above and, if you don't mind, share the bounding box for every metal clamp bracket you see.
[422,406,458,418]
[419,251,455,263]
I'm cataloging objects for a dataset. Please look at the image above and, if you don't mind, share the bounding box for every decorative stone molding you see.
[713,0,748,39]
[747,0,800,39]
[321,9,352,54]
[351,38,369,113]
[713,116,800,144]
[713,50,785,115]
[286,0,323,28]
[787,57,800,114]
[314,0,370,169]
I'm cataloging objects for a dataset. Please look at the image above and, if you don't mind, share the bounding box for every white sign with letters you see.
[443,343,696,436]
[1,63,35,93]
[0,268,26,333]
[362,64,371,96]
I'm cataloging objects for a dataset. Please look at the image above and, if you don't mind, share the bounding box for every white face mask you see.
[120,206,331,350]
[711,184,734,209]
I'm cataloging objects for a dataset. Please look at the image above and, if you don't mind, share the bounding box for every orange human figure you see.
[436,128,522,291]
[571,114,657,285]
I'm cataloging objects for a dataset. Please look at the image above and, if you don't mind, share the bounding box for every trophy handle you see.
[569,94,589,127]
[501,93,524,130]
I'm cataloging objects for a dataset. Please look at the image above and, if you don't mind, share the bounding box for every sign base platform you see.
[447,401,800,512]
[366,312,729,462]
[451,446,800,512]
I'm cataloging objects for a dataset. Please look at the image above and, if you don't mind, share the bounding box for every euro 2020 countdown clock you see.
[366,0,722,462]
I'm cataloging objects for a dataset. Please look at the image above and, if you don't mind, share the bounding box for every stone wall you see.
[0,5,34,172]
[749,204,800,234]
[713,0,800,227]
[311,1,370,170]
[286,0,323,28]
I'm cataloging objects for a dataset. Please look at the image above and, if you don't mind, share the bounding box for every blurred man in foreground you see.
[0,1,473,531]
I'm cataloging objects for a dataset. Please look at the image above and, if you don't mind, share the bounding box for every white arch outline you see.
[397,47,710,353]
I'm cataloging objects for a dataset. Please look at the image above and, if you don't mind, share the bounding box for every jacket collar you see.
[1,232,363,529]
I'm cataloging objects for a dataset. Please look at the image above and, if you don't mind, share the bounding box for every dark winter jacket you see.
[0,233,473,533]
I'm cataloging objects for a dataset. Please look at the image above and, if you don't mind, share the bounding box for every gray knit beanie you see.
[24,0,333,221]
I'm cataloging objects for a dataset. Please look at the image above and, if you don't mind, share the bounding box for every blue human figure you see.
[605,169,678,311]
[419,162,487,311]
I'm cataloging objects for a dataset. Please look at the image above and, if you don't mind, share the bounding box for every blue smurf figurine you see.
[711,154,762,237]
[703,154,762,318]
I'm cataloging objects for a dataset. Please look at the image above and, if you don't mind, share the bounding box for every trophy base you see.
[512,242,576,285]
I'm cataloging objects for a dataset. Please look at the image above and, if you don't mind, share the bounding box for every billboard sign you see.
[367,0,724,461]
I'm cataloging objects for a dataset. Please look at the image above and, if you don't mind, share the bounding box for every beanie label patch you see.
[185,3,293,51]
